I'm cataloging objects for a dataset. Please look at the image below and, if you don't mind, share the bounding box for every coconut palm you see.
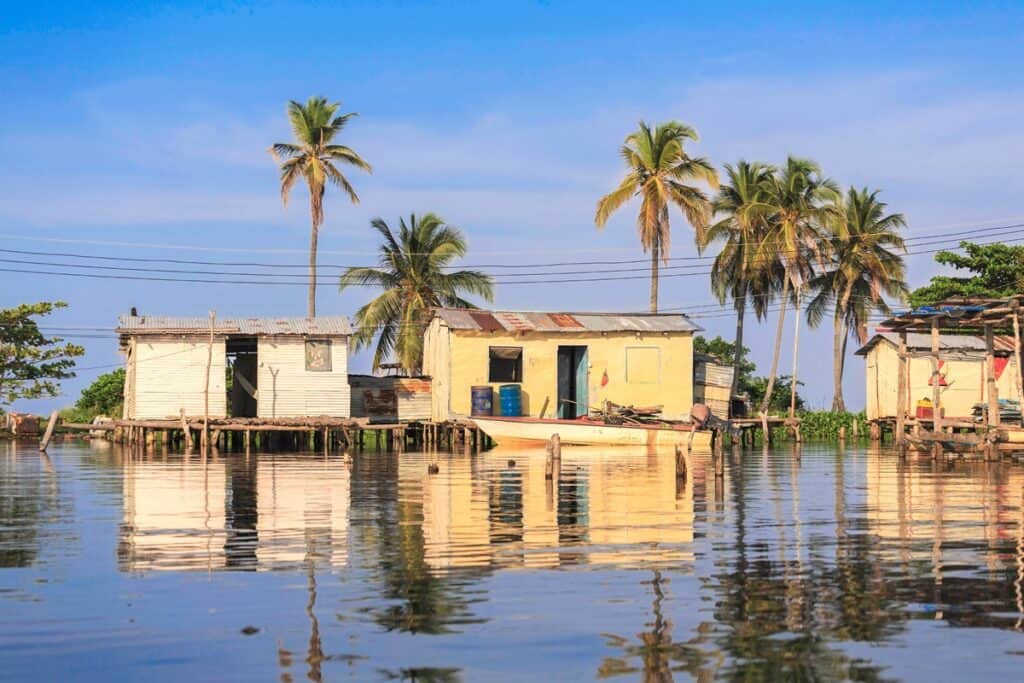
[340,213,494,373]
[269,96,372,317]
[745,157,840,423]
[595,120,718,312]
[699,161,779,401]
[807,188,907,411]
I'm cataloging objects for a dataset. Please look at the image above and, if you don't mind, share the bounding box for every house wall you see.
[127,337,227,419]
[426,324,694,420]
[865,340,1021,419]
[423,318,453,421]
[257,337,350,418]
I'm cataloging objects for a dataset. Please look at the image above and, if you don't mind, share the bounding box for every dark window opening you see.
[489,346,522,383]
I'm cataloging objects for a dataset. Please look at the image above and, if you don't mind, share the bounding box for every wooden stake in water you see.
[39,410,59,451]
[674,445,687,480]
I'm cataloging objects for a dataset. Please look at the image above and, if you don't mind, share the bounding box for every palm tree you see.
[746,157,840,424]
[269,96,372,318]
[807,188,907,411]
[340,213,494,373]
[595,120,718,312]
[699,161,778,402]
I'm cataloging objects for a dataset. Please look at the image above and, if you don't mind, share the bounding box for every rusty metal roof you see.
[117,315,351,336]
[433,308,701,333]
[855,331,1015,356]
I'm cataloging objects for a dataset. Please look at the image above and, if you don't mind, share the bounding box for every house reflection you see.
[118,454,350,572]
[417,448,697,572]
[117,448,698,575]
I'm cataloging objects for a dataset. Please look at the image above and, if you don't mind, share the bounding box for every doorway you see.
[226,336,258,417]
[557,345,588,418]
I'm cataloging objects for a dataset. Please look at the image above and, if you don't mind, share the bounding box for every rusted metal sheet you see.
[466,311,504,332]
[549,313,583,328]
[433,308,701,333]
[349,375,431,421]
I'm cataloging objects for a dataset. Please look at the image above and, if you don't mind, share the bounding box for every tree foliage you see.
[0,302,84,408]
[340,213,494,374]
[269,96,372,317]
[66,368,125,421]
[595,120,718,312]
[908,241,1024,307]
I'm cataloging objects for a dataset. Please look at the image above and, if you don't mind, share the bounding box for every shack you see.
[421,309,700,421]
[856,331,1020,420]
[693,353,735,418]
[349,375,432,423]
[117,314,351,420]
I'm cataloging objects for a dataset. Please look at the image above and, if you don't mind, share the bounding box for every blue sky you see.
[3,1,1024,412]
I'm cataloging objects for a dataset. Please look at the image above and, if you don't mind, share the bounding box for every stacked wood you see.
[592,401,667,425]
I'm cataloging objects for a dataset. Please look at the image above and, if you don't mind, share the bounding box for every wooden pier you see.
[58,416,490,455]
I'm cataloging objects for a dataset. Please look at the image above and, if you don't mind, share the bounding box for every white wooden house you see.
[117,315,351,420]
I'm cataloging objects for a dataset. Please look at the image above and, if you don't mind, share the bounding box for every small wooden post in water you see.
[39,410,59,451]
[674,445,687,480]
[180,408,193,452]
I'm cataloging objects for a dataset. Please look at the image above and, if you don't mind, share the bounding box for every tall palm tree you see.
[806,188,907,411]
[595,120,718,312]
[699,161,778,401]
[340,213,494,373]
[745,157,840,424]
[270,96,372,318]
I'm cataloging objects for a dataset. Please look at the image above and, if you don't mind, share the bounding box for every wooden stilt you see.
[39,410,59,452]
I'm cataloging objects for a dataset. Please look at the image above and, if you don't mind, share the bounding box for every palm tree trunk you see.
[761,276,791,427]
[831,311,846,412]
[789,288,802,418]
[649,241,659,313]
[732,296,746,406]
[308,216,318,318]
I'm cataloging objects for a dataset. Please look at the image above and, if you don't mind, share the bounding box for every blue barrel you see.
[471,385,494,416]
[498,384,522,417]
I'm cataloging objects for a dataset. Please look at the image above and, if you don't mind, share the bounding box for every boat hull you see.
[472,416,713,449]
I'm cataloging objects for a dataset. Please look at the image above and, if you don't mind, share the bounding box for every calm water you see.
[2,440,1024,682]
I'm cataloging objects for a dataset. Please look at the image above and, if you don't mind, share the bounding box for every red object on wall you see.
[994,356,1009,380]
[601,370,609,387]
[928,360,948,386]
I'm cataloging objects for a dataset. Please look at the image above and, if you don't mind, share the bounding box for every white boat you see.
[471,416,714,449]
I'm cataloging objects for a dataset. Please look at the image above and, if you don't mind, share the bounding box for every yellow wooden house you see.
[421,308,700,421]
[856,331,1021,420]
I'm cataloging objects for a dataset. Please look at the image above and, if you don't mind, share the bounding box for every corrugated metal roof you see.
[117,315,351,336]
[855,331,1015,355]
[433,308,701,333]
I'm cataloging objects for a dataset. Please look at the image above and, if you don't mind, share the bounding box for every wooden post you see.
[986,324,1000,429]
[674,445,687,480]
[896,331,908,449]
[1013,306,1024,416]
[180,408,193,451]
[931,319,943,436]
[852,419,859,440]
[39,410,59,451]
[203,310,216,456]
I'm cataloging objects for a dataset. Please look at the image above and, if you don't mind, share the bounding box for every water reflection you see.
[4,441,1024,680]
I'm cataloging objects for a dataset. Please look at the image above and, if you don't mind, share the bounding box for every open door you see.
[557,346,589,418]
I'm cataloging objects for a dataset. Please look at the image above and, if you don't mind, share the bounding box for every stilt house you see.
[117,314,351,420]
[422,308,700,421]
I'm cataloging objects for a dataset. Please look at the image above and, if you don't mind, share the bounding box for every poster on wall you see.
[305,340,332,372]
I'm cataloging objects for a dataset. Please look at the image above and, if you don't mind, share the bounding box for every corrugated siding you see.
[695,361,734,388]
[349,375,432,421]
[131,340,227,419]
[257,338,350,417]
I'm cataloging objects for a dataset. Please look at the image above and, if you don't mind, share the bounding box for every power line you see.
[0,218,1022,264]
[1,232,1019,288]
